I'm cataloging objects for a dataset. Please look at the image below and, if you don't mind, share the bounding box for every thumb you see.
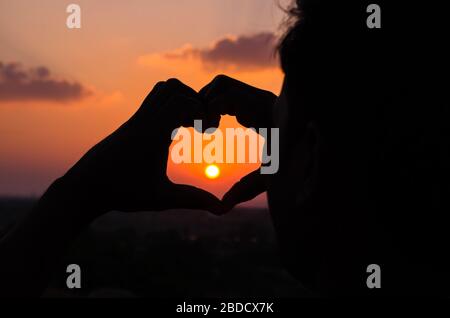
[222,169,269,211]
[168,184,225,215]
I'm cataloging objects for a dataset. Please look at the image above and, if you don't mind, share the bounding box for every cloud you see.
[0,62,91,102]
[139,32,279,71]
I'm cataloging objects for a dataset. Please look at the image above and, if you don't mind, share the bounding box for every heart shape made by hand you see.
[167,115,265,209]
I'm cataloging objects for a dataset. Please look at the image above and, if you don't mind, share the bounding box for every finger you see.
[162,79,220,133]
[149,78,198,107]
[222,169,269,211]
[130,80,168,121]
[164,93,221,134]
[168,184,226,216]
[163,93,205,131]
[165,78,199,99]
[141,80,167,106]
[140,78,200,116]
[198,75,231,114]
[207,94,272,129]
[199,75,276,129]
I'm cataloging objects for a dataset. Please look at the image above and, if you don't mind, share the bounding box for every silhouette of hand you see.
[57,78,224,217]
[199,75,277,211]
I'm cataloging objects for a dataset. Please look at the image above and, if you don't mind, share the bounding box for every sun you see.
[205,164,220,179]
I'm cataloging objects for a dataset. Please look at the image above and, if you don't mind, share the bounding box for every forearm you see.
[0,178,98,297]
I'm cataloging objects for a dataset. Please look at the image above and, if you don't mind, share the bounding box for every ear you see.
[292,120,320,205]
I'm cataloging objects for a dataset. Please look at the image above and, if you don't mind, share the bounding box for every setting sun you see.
[205,165,220,179]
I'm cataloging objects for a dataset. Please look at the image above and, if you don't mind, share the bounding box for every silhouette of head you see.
[269,0,449,295]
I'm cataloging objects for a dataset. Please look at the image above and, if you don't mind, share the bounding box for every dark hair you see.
[277,0,450,276]
[278,1,366,75]
[277,0,302,74]
[277,1,381,138]
[276,0,443,139]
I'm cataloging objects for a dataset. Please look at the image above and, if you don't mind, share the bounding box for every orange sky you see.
[0,0,286,207]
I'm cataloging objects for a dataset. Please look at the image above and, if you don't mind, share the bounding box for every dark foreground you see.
[0,198,308,297]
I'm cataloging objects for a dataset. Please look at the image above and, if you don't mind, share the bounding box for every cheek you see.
[269,139,306,206]
[269,80,309,210]
[273,86,289,129]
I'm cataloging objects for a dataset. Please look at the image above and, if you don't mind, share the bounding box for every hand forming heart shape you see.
[56,75,276,219]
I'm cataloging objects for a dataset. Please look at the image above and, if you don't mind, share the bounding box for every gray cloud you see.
[165,32,279,70]
[0,62,91,102]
